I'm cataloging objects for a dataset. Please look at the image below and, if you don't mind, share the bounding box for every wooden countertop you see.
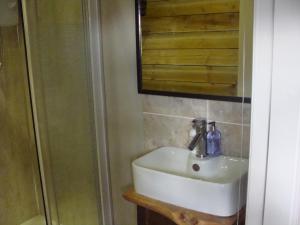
[123,187,245,225]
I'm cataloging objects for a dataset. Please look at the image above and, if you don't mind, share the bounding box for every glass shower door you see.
[0,2,46,225]
[22,1,103,225]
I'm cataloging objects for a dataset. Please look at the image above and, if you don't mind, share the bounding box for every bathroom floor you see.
[20,215,57,225]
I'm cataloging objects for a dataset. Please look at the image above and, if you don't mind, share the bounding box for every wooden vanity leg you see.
[137,206,177,225]
[137,206,147,225]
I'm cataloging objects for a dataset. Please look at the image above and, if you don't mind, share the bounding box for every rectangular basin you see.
[132,147,248,217]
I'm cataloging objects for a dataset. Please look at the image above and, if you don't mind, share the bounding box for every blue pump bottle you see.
[206,122,222,156]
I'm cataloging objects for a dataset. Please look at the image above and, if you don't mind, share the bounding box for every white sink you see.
[132,147,248,217]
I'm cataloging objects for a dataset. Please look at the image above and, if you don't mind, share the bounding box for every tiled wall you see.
[142,95,251,158]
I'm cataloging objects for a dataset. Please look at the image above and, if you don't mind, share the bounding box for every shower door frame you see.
[20,0,114,225]
[84,0,114,224]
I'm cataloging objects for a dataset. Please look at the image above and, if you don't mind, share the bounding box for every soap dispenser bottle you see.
[206,122,222,156]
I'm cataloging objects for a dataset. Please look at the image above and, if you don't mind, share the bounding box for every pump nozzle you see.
[208,121,216,131]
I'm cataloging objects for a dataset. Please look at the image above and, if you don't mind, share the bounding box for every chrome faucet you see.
[188,118,207,158]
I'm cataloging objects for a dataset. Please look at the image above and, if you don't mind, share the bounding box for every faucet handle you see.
[192,118,207,133]
[192,118,206,127]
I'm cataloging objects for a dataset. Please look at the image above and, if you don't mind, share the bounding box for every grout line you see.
[143,111,195,120]
[206,100,209,120]
[143,111,251,126]
[211,120,251,127]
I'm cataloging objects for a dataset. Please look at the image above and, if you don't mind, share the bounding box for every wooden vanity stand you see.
[123,187,245,225]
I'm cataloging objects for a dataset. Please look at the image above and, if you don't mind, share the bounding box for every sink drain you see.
[192,164,200,172]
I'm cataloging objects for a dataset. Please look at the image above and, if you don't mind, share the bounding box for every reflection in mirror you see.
[136,0,253,102]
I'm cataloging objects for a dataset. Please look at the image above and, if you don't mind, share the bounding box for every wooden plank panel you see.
[143,65,238,84]
[142,79,237,95]
[142,31,239,49]
[142,13,239,33]
[145,0,240,17]
[142,49,239,66]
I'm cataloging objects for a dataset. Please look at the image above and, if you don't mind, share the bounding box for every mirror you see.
[135,0,253,102]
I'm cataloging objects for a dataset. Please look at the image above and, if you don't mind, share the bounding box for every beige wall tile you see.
[142,95,251,159]
[242,125,251,158]
[243,103,251,124]
[143,111,250,158]
[143,95,207,118]
[208,100,251,124]
[144,113,192,150]
[217,123,250,157]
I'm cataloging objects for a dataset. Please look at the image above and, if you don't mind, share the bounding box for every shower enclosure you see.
[0,1,111,225]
